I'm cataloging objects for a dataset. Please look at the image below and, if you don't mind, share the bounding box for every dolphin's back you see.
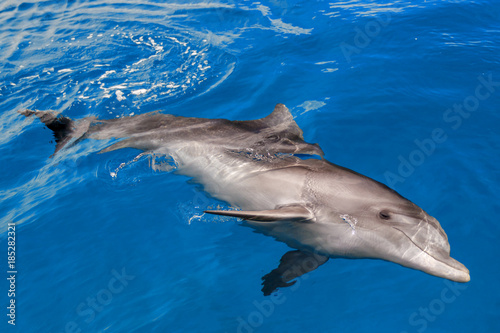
[21,104,328,212]
[21,104,323,158]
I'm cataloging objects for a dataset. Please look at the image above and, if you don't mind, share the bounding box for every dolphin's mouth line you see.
[391,226,463,272]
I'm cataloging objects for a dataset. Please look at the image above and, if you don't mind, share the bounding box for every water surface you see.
[1,1,499,332]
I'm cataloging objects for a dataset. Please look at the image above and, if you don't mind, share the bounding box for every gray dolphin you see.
[20,104,470,295]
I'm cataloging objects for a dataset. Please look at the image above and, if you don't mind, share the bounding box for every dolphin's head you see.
[312,163,470,283]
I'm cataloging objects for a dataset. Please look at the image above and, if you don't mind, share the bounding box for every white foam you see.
[131,89,148,95]
[116,90,126,101]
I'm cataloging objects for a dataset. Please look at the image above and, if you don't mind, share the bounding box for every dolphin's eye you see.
[379,211,391,220]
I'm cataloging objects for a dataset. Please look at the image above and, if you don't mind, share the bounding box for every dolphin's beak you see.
[391,226,470,283]
[452,260,470,282]
[428,253,470,283]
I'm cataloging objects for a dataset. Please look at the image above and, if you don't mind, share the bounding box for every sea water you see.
[1,1,499,332]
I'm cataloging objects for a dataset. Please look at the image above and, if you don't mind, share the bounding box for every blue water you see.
[1,0,499,332]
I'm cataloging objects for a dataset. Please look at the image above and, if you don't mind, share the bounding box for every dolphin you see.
[20,104,470,295]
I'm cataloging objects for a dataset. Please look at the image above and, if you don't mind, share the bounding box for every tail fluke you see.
[20,110,80,157]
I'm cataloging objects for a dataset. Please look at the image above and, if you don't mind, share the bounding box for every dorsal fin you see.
[236,104,304,138]
[233,104,324,157]
[260,104,303,138]
[261,104,295,127]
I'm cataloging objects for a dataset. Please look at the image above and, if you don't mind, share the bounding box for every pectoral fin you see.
[261,250,329,296]
[204,204,314,222]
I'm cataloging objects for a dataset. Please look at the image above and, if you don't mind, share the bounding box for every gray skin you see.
[21,104,470,294]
